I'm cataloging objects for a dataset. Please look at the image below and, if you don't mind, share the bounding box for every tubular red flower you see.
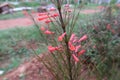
[75,45,81,53]
[51,13,59,17]
[70,33,76,42]
[45,20,53,24]
[72,54,79,62]
[58,32,66,41]
[110,29,116,34]
[78,35,88,42]
[78,50,86,56]
[44,30,54,34]
[38,16,49,21]
[106,24,111,30]
[40,26,45,31]
[73,38,78,43]
[69,42,75,51]
[48,46,59,53]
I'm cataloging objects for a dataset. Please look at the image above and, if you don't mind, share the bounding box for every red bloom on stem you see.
[78,35,88,42]
[45,20,53,24]
[72,54,79,62]
[69,42,75,51]
[51,13,59,17]
[75,45,81,53]
[93,45,96,49]
[58,32,66,41]
[48,46,59,53]
[44,30,54,34]
[110,29,116,34]
[106,24,111,30]
[40,26,45,31]
[38,16,49,21]
[70,33,76,42]
[78,50,86,56]
[73,38,78,43]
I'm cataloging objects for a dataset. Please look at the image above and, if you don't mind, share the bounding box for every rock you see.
[0,70,4,75]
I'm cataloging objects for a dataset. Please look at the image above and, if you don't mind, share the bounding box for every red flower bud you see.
[72,54,79,62]
[78,50,86,56]
[40,26,45,31]
[44,30,54,34]
[58,32,66,41]
[78,35,88,42]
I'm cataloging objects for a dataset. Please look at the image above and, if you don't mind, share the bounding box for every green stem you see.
[57,1,73,79]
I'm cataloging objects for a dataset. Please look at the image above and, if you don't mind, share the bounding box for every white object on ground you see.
[0,70,4,75]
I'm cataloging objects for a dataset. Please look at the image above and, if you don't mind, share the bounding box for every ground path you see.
[0,9,100,30]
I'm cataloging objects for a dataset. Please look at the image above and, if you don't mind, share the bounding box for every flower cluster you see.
[69,34,88,62]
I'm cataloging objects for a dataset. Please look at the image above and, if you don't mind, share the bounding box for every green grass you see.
[0,11,24,20]
[0,26,46,74]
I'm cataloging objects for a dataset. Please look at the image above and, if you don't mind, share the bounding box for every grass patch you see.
[0,26,46,73]
[0,11,24,20]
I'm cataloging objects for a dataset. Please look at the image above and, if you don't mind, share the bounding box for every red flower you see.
[75,45,81,53]
[38,16,49,21]
[110,29,116,34]
[51,13,59,17]
[73,38,78,43]
[93,45,96,49]
[48,46,59,53]
[78,50,86,56]
[69,42,75,51]
[58,32,66,41]
[40,26,45,31]
[44,30,54,34]
[78,35,88,42]
[106,24,111,30]
[70,33,76,42]
[45,20,53,24]
[72,54,79,62]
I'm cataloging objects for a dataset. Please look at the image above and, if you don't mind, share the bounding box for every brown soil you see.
[0,54,52,80]
[0,17,33,30]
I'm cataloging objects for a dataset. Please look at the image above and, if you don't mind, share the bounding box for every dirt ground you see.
[0,54,53,80]
[0,17,33,30]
